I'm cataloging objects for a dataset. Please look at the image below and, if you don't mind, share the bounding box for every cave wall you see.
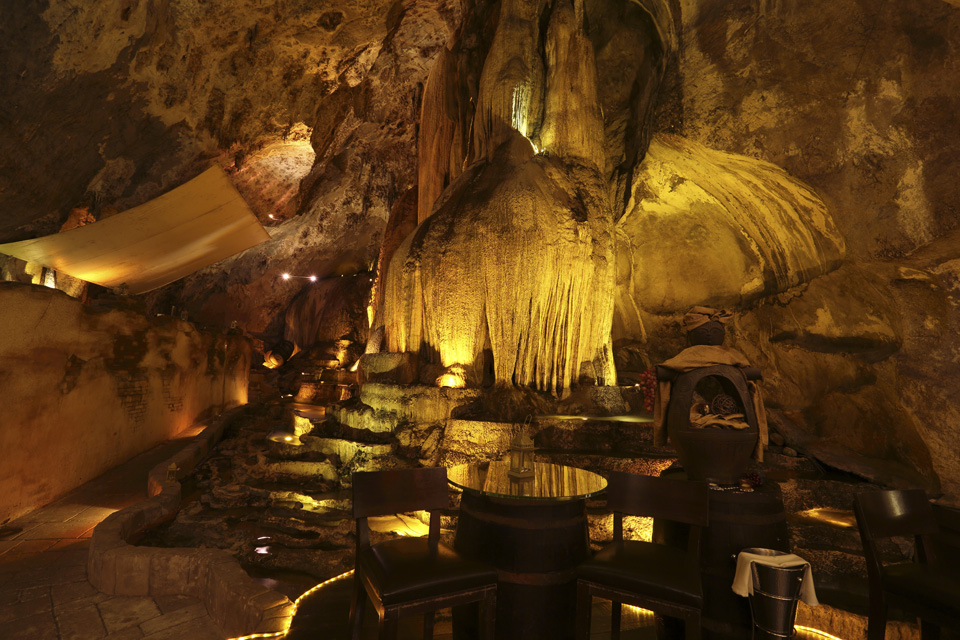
[625,0,960,498]
[3,0,960,498]
[678,0,960,259]
[0,283,250,524]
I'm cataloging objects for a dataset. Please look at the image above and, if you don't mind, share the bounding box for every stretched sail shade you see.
[0,166,269,294]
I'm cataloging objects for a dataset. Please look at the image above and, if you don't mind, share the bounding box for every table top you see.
[447,460,607,501]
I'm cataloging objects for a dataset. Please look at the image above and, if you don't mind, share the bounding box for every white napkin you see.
[732,550,819,606]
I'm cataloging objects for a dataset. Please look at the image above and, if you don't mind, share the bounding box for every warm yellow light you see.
[262,352,282,369]
[436,366,466,388]
[225,570,354,640]
[281,273,291,280]
[796,508,856,529]
[309,275,317,282]
[795,625,845,640]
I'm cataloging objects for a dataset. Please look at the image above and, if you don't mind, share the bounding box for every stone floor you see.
[0,429,225,640]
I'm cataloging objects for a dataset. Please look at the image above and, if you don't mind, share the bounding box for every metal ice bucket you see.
[742,548,805,639]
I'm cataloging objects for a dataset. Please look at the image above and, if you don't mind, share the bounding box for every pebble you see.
[770,432,785,446]
[783,446,798,457]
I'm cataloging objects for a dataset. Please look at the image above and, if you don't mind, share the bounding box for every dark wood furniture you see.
[448,461,607,640]
[854,489,960,640]
[658,364,761,485]
[658,468,789,640]
[349,467,498,640]
[575,472,710,640]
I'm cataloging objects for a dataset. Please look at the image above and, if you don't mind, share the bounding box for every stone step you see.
[241,458,340,485]
[330,402,401,434]
[359,383,482,422]
[532,451,676,479]
[299,436,395,471]
[791,546,867,584]
[786,516,863,557]
[295,381,353,404]
[306,416,395,445]
[438,420,514,466]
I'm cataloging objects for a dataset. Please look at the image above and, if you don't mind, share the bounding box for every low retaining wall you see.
[88,408,295,638]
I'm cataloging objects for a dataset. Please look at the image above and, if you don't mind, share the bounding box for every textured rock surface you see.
[619,133,845,314]
[678,0,960,259]
[4,0,960,501]
[382,0,624,397]
[0,282,250,523]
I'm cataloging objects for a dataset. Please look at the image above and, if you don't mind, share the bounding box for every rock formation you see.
[3,0,960,501]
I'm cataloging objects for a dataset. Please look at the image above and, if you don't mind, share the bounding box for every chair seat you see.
[359,537,498,606]
[883,563,960,618]
[579,540,702,608]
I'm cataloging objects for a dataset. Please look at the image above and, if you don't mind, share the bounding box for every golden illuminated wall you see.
[0,283,250,523]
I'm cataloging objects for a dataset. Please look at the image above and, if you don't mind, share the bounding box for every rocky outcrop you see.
[678,0,960,259]
[618,133,845,316]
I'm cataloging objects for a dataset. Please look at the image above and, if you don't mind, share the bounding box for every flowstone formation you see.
[381,0,619,398]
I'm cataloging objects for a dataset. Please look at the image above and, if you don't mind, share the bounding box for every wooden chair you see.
[575,472,709,640]
[854,489,960,640]
[349,467,497,640]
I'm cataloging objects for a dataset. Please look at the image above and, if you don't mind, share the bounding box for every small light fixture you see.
[268,214,275,219]
[282,273,291,280]
[508,416,536,481]
[309,275,317,282]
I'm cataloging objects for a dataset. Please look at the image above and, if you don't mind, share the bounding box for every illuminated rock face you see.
[384,133,616,396]
[381,0,619,397]
[618,133,845,316]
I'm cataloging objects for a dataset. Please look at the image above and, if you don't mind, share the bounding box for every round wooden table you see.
[448,461,607,640]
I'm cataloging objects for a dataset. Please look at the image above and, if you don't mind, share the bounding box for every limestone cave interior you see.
[2,0,960,639]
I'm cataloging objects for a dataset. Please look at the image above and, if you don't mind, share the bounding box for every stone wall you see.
[0,282,250,524]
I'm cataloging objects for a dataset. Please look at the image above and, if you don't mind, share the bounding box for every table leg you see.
[453,492,589,640]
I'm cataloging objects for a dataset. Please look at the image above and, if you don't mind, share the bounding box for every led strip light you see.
[229,576,845,640]
[227,569,355,640]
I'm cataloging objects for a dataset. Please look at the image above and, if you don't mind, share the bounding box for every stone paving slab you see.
[0,433,229,640]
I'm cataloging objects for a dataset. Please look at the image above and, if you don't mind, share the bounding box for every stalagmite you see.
[379,0,618,398]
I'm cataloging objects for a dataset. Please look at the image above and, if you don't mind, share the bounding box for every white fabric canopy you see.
[0,166,269,294]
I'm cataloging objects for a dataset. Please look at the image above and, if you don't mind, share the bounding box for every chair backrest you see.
[854,489,939,576]
[606,471,710,526]
[352,467,450,518]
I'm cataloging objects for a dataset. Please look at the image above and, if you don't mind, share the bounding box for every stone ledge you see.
[88,406,296,638]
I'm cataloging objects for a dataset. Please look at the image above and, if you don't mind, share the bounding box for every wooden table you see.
[448,461,607,640]
[656,469,789,639]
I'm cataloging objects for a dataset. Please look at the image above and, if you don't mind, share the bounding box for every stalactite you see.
[539,0,605,171]
[471,0,545,161]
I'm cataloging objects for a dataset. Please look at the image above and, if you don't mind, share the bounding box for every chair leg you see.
[348,575,366,640]
[867,597,887,640]
[611,600,622,640]
[684,611,701,640]
[378,611,399,640]
[575,581,592,640]
[920,619,941,640]
[423,610,435,640]
[480,589,497,640]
